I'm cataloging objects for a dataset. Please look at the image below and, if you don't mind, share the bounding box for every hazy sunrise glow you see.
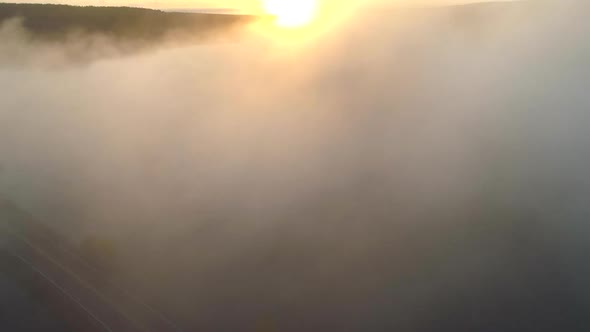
[262,0,318,28]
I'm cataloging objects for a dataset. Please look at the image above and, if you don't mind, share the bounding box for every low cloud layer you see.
[1,1,589,330]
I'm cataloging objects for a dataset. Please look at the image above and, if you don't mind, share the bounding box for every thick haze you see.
[1,1,589,330]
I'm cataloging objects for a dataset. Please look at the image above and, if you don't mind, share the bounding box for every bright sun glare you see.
[263,0,318,28]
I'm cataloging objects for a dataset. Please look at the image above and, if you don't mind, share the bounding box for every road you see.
[0,198,182,332]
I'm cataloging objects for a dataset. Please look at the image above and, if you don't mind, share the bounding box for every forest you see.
[0,3,255,41]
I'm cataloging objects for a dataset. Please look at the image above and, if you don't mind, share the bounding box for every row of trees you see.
[0,3,255,41]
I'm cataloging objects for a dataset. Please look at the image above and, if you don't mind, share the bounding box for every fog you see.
[1,1,590,330]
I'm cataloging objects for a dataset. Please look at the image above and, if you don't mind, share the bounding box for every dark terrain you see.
[0,3,255,62]
[0,3,255,40]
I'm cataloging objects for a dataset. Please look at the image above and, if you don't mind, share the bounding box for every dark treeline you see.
[0,3,256,41]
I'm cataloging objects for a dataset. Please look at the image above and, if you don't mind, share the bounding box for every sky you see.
[3,0,493,11]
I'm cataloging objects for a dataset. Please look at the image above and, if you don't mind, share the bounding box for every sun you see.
[262,0,318,28]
